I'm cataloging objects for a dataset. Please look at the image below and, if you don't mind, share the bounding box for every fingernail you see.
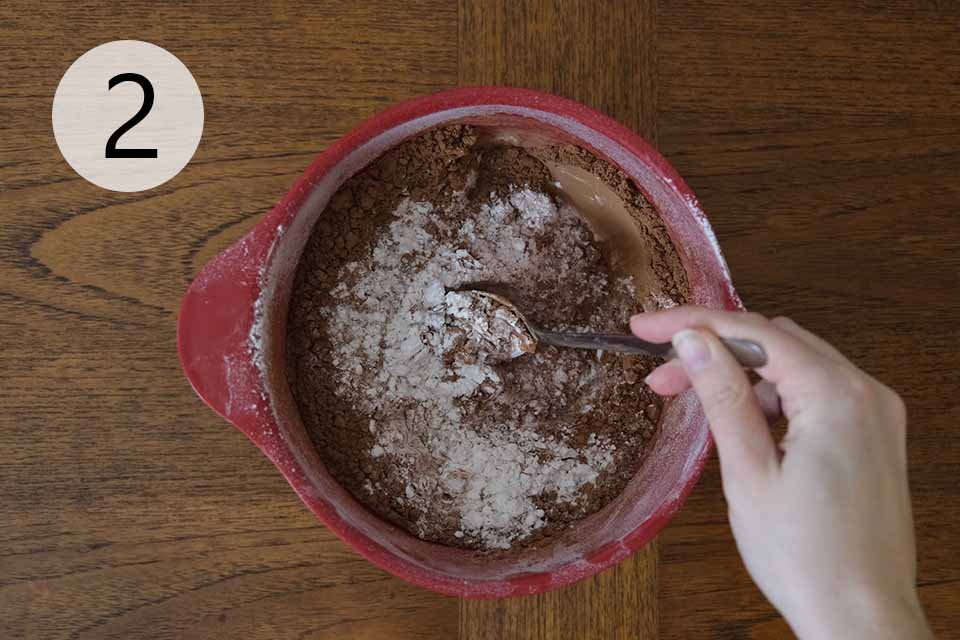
[643,372,654,385]
[672,329,710,372]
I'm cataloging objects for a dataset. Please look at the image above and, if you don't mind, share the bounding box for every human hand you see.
[631,307,933,640]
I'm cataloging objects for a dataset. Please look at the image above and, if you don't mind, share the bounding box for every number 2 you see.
[105,73,158,158]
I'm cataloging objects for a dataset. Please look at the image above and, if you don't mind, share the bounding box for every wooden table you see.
[2,2,958,638]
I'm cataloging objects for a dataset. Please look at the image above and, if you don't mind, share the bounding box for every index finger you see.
[630,306,830,386]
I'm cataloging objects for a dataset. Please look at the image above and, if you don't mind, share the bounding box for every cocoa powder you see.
[286,125,690,553]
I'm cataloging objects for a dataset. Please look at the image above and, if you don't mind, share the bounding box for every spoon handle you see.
[535,331,767,370]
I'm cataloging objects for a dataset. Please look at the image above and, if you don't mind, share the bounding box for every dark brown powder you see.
[286,124,689,553]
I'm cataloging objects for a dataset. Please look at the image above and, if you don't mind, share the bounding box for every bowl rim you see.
[178,86,740,598]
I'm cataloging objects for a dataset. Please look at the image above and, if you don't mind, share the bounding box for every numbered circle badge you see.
[52,40,204,192]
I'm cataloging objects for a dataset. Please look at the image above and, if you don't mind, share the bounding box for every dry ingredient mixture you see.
[286,125,689,552]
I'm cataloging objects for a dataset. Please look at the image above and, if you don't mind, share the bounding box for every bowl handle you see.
[177,231,272,428]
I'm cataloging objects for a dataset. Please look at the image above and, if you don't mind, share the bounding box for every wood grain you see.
[459,2,660,638]
[0,2,459,639]
[655,2,960,639]
[460,544,657,640]
[459,0,658,142]
[3,1,960,639]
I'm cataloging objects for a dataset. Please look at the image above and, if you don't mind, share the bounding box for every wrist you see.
[788,588,932,640]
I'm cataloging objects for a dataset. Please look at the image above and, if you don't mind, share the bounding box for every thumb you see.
[672,329,779,488]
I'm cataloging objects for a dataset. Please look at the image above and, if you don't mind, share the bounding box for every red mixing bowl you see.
[177,86,741,598]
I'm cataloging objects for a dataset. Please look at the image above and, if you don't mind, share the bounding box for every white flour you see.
[443,290,537,362]
[326,188,623,549]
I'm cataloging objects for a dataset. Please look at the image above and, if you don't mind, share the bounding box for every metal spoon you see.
[458,287,767,370]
